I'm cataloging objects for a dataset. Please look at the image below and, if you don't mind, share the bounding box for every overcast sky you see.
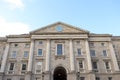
[0,0,120,37]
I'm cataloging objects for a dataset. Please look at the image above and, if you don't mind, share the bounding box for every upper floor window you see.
[0,64,1,69]
[108,77,112,80]
[103,50,107,57]
[38,49,43,56]
[113,45,115,48]
[105,61,111,70]
[79,60,83,69]
[96,77,100,80]
[23,51,29,58]
[21,63,27,70]
[80,77,85,80]
[77,48,81,55]
[25,43,30,47]
[118,61,120,69]
[57,44,63,55]
[92,61,98,69]
[20,78,25,80]
[90,50,96,57]
[14,44,18,47]
[36,62,42,74]
[89,42,94,47]
[76,41,80,44]
[9,63,15,71]
[39,41,43,44]
[11,51,17,58]
[101,43,105,46]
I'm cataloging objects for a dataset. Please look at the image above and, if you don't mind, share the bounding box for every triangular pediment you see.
[30,22,89,34]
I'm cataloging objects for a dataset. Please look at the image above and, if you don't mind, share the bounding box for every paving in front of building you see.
[0,22,120,80]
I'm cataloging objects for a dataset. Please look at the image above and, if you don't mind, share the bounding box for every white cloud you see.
[0,17,30,37]
[3,0,24,9]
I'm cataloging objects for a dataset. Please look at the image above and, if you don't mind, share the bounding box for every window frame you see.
[21,63,27,71]
[92,61,98,70]
[78,60,84,69]
[90,50,96,57]
[56,43,64,56]
[23,51,29,58]
[11,51,17,58]
[35,62,42,74]
[37,49,43,56]
[77,48,81,55]
[9,63,15,71]
[104,61,111,70]
[103,50,107,57]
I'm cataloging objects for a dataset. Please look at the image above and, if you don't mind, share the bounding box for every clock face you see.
[56,26,63,32]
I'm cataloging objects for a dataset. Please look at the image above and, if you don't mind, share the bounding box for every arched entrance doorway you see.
[53,67,67,80]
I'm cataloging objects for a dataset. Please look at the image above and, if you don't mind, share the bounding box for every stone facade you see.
[0,22,120,80]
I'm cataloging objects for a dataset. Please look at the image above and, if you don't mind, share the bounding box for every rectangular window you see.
[79,60,83,69]
[20,78,25,80]
[101,43,105,46]
[92,62,98,69]
[105,62,110,70]
[57,44,62,55]
[80,77,85,80]
[77,48,81,55]
[25,43,29,47]
[7,79,11,80]
[9,63,14,70]
[103,50,107,56]
[108,77,112,80]
[11,51,17,58]
[118,61,120,69]
[90,42,94,47]
[38,49,42,56]
[0,64,1,69]
[14,44,18,47]
[23,51,28,58]
[39,41,43,44]
[90,50,96,57]
[36,62,42,73]
[96,77,100,80]
[22,64,27,70]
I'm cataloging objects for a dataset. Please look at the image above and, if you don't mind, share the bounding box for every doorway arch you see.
[53,66,67,80]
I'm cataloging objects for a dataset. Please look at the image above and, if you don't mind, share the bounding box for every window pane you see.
[96,77,100,80]
[9,63,14,70]
[80,77,85,80]
[11,51,17,58]
[24,51,28,58]
[105,62,110,69]
[79,61,83,68]
[92,62,97,69]
[57,44,62,55]
[103,50,107,56]
[22,64,27,70]
[108,77,112,80]
[77,49,81,55]
[38,49,42,56]
[90,50,95,57]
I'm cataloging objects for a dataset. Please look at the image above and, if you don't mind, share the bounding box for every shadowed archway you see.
[53,66,67,80]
